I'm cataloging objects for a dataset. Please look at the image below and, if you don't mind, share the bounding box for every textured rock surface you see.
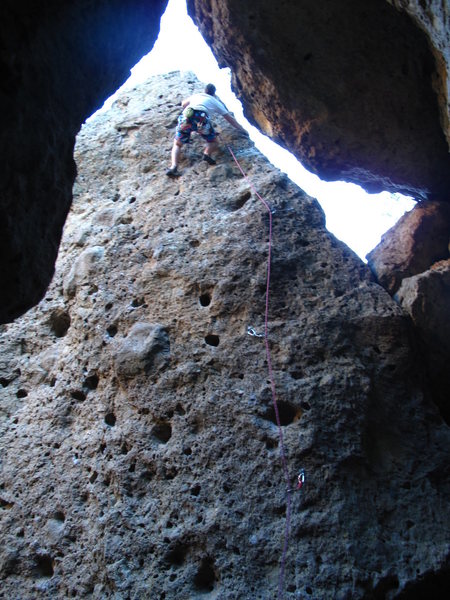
[0,0,167,324]
[1,72,450,599]
[367,201,450,422]
[367,201,450,295]
[187,0,450,200]
[396,260,450,423]
[388,0,450,148]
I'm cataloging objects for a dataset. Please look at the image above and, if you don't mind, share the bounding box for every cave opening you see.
[91,0,416,262]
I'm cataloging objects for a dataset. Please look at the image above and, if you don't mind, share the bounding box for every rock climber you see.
[166,83,248,177]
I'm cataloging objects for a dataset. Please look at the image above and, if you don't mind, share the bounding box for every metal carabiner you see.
[247,326,265,338]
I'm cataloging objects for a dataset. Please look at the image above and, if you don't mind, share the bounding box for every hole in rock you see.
[265,438,278,450]
[16,389,28,398]
[0,498,14,509]
[34,554,54,578]
[264,401,300,426]
[131,297,145,308]
[141,469,155,481]
[49,309,71,337]
[165,544,188,567]
[104,412,116,426]
[53,511,65,522]
[83,373,99,390]
[199,293,211,307]
[120,442,130,454]
[234,190,251,210]
[205,334,219,347]
[71,390,86,402]
[191,484,201,496]
[151,421,172,443]
[190,239,200,248]
[106,324,118,337]
[194,558,217,592]
[164,467,178,480]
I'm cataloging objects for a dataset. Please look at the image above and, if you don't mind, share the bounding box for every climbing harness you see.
[227,145,305,600]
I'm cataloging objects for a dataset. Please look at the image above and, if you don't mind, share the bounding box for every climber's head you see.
[204,83,216,96]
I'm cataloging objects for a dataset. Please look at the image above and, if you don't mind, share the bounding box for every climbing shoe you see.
[202,154,216,166]
[166,166,180,177]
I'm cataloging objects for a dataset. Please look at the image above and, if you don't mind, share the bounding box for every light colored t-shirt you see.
[187,93,229,117]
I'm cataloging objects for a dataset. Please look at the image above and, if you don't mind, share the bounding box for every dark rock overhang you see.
[0,0,168,324]
[187,0,450,200]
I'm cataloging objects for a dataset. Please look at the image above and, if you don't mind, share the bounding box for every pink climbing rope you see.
[227,145,292,600]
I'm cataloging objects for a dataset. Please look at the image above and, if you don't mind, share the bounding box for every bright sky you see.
[99,0,416,260]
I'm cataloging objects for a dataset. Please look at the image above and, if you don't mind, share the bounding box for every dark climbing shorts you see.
[175,109,218,144]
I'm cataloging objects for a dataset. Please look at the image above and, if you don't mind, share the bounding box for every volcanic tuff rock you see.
[396,260,450,424]
[1,72,450,599]
[367,201,450,296]
[2,0,450,323]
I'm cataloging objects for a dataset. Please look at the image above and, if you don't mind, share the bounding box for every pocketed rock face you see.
[187,0,450,200]
[0,0,167,324]
[1,73,450,599]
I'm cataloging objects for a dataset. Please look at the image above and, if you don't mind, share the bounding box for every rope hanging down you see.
[227,145,294,599]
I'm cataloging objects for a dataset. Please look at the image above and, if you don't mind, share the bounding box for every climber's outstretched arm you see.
[223,113,249,136]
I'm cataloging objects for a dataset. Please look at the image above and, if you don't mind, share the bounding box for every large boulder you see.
[367,201,450,295]
[187,0,450,199]
[367,200,450,422]
[396,259,450,422]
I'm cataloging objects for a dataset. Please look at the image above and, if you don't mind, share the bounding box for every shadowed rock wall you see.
[187,0,450,200]
[0,72,449,600]
[0,0,167,324]
[367,201,450,423]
